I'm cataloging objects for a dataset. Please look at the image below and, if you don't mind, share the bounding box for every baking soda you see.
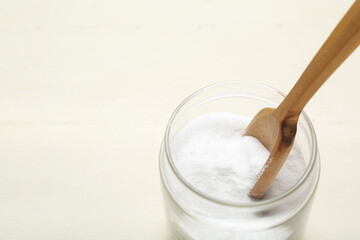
[163,112,310,239]
[170,112,306,204]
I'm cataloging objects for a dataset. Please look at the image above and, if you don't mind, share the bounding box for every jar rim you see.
[163,81,319,208]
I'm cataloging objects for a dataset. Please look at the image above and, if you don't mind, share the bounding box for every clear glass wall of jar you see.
[159,81,320,240]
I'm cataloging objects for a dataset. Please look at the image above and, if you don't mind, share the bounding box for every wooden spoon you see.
[246,0,360,199]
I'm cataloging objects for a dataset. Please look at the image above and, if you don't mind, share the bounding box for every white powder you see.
[164,112,312,239]
[171,112,306,204]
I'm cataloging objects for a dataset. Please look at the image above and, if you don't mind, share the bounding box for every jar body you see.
[159,82,320,240]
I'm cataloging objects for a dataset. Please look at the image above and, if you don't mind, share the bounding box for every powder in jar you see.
[170,112,306,203]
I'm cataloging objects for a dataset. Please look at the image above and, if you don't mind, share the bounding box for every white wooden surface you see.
[0,0,359,239]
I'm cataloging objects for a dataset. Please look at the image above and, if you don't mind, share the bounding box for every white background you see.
[0,0,359,239]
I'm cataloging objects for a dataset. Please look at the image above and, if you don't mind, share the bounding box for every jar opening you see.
[163,81,319,208]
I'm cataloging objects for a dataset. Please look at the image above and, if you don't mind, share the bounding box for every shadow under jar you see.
[159,81,320,240]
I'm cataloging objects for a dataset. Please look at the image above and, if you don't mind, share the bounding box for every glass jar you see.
[159,81,320,240]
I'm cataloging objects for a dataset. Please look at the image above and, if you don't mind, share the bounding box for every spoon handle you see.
[275,0,360,120]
